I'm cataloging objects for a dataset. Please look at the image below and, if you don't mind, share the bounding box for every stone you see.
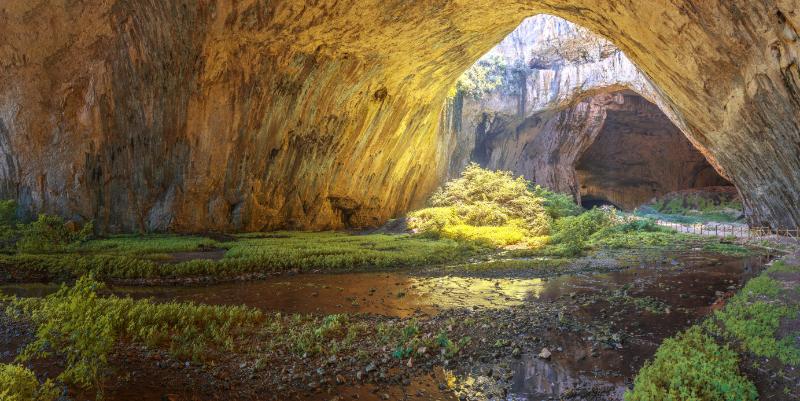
[538,348,552,359]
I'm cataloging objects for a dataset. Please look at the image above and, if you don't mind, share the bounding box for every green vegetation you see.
[637,192,744,224]
[6,276,263,394]
[625,326,757,401]
[18,214,94,253]
[408,165,753,258]
[453,55,508,98]
[546,207,619,256]
[0,364,59,401]
[629,259,800,398]
[78,234,222,255]
[0,232,486,280]
[0,200,94,254]
[408,164,553,247]
[713,261,800,365]
[531,185,583,219]
[408,163,552,246]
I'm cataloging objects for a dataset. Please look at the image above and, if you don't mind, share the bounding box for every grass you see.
[625,326,757,401]
[1,232,488,280]
[636,191,744,224]
[629,259,800,398]
[77,234,223,254]
[713,261,800,365]
[6,276,263,395]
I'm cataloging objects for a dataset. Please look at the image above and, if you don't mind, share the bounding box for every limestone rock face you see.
[1,1,800,231]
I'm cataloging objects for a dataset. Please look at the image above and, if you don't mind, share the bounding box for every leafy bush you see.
[0,200,18,226]
[548,207,618,256]
[531,186,583,219]
[0,364,59,401]
[408,164,552,246]
[17,214,93,253]
[625,326,757,401]
[7,276,263,394]
[0,200,19,253]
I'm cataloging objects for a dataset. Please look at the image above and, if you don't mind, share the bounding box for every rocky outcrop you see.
[1,1,800,231]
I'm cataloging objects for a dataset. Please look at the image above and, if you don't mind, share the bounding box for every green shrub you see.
[0,364,59,401]
[549,207,618,256]
[7,276,263,394]
[0,200,18,226]
[17,215,93,253]
[455,55,507,98]
[625,326,757,401]
[531,186,583,219]
[408,164,552,246]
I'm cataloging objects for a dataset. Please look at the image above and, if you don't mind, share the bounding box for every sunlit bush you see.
[531,185,583,219]
[625,326,757,401]
[0,364,58,401]
[408,164,551,247]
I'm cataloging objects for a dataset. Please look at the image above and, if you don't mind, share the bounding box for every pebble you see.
[538,348,552,359]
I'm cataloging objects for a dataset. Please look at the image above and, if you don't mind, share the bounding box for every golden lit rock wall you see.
[1,0,799,230]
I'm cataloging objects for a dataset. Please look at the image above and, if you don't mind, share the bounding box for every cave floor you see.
[2,238,797,401]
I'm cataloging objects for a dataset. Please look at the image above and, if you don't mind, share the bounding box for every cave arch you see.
[1,1,799,231]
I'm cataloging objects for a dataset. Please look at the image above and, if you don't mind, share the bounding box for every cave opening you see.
[574,91,732,211]
[444,14,735,214]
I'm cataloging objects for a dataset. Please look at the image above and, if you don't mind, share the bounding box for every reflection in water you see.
[1,274,546,318]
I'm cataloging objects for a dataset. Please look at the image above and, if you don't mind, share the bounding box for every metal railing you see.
[655,220,800,239]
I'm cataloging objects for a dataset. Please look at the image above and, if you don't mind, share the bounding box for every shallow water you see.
[0,252,771,401]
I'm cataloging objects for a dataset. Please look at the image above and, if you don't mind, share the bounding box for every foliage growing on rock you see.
[713,262,800,365]
[454,55,508,98]
[408,164,551,246]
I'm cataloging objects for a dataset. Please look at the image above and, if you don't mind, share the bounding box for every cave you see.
[574,91,732,210]
[444,16,734,214]
[2,1,800,231]
[2,3,800,401]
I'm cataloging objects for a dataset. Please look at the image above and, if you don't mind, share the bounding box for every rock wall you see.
[2,1,800,231]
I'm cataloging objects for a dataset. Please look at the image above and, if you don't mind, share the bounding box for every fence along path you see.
[655,220,799,240]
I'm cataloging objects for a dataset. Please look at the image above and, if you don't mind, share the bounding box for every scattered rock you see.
[538,348,552,359]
